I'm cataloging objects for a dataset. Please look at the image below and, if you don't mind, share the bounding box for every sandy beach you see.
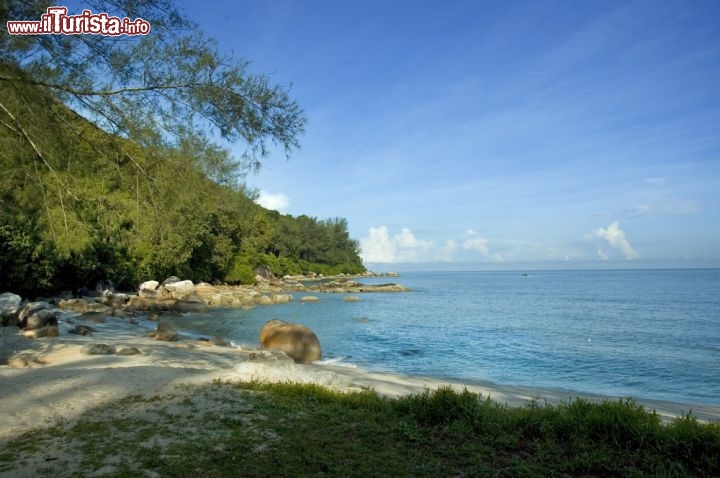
[2,321,719,450]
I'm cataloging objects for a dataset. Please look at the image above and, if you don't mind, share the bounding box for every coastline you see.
[2,324,718,449]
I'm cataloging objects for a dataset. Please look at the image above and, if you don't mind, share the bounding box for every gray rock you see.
[161,276,181,286]
[0,292,22,325]
[81,343,116,355]
[154,320,178,342]
[69,325,94,336]
[116,346,141,356]
[172,300,209,313]
[18,301,53,322]
[23,308,58,330]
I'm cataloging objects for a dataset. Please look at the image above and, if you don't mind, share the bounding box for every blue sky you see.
[178,0,720,269]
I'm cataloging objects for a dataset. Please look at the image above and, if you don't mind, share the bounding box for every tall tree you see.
[0,0,305,182]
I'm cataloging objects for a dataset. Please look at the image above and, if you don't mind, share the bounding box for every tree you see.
[0,0,305,183]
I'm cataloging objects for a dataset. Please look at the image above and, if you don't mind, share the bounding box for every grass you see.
[1,381,718,477]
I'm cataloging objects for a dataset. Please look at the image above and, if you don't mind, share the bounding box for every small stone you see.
[81,343,116,355]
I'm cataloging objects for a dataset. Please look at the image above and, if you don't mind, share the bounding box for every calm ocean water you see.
[169,269,720,405]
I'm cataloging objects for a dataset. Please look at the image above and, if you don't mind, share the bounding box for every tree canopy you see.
[0,0,365,296]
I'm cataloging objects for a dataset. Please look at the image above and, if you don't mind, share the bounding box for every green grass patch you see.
[2,381,718,477]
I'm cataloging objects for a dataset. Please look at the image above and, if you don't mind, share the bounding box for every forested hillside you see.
[0,2,364,297]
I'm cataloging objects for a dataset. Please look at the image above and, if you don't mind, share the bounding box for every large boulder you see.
[153,320,178,342]
[163,280,195,300]
[139,280,161,299]
[0,292,22,326]
[17,302,57,330]
[259,319,322,363]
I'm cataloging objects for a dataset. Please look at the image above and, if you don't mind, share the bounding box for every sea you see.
[167,269,720,406]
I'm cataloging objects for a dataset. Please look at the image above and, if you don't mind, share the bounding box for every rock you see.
[125,296,177,311]
[69,325,94,336]
[139,288,161,299]
[21,308,58,330]
[77,312,107,323]
[154,320,178,342]
[343,296,361,302]
[0,292,22,325]
[18,301,52,322]
[139,280,160,292]
[300,296,320,302]
[259,319,322,363]
[21,324,59,338]
[163,280,195,300]
[172,300,209,313]
[210,336,229,346]
[81,343,116,355]
[17,302,58,331]
[271,294,293,304]
[8,355,47,368]
[161,276,181,286]
[256,295,273,305]
[98,294,127,309]
[58,298,112,314]
[116,346,141,356]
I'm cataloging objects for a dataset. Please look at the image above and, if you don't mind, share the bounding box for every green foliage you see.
[0,14,365,295]
[225,257,257,285]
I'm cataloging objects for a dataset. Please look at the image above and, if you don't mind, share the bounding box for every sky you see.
[177,0,720,270]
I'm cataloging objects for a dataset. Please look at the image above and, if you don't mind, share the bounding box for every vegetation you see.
[2,381,718,477]
[0,1,364,296]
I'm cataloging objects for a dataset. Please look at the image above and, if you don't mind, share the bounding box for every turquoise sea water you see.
[169,269,720,405]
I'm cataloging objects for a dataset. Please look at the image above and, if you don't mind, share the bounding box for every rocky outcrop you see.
[300,296,320,302]
[259,319,322,363]
[306,279,408,294]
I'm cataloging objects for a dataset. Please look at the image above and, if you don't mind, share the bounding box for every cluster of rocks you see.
[134,276,295,311]
[0,273,407,345]
[1,293,60,338]
[306,279,408,293]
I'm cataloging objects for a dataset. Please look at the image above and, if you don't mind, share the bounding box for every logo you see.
[6,6,151,36]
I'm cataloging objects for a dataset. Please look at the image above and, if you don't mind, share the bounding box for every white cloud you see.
[597,249,609,260]
[359,226,434,263]
[438,239,458,262]
[359,226,396,263]
[591,222,639,259]
[255,190,289,212]
[462,229,490,254]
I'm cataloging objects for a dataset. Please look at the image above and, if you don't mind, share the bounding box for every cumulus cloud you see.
[438,239,458,262]
[462,229,490,254]
[591,222,639,259]
[255,190,289,212]
[359,226,434,263]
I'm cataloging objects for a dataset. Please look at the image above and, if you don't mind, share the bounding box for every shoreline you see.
[2,325,718,448]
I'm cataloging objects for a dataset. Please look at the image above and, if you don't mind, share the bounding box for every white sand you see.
[1,322,718,448]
